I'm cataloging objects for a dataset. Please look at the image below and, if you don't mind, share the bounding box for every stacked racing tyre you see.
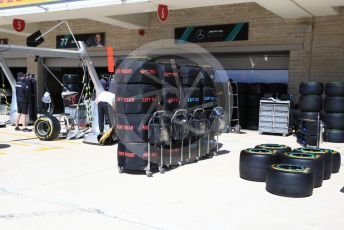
[323,82,344,143]
[179,65,202,112]
[158,62,183,167]
[255,144,291,162]
[297,82,323,146]
[115,58,161,175]
[266,164,314,197]
[178,65,202,163]
[158,62,180,113]
[279,152,324,187]
[293,147,333,180]
[239,148,277,182]
[34,115,61,141]
[324,149,341,173]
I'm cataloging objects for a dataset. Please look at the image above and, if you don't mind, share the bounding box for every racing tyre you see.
[180,87,201,110]
[255,144,291,161]
[118,142,158,171]
[293,147,333,180]
[279,152,324,188]
[179,65,202,86]
[115,84,160,114]
[324,113,344,129]
[324,97,344,113]
[266,164,314,197]
[34,115,61,141]
[115,113,150,143]
[323,129,344,143]
[239,148,277,182]
[299,96,323,112]
[325,82,344,96]
[299,112,321,121]
[115,59,160,85]
[161,86,180,113]
[158,63,180,86]
[299,82,323,95]
[324,149,341,173]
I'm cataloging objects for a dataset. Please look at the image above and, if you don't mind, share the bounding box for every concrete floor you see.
[0,118,343,230]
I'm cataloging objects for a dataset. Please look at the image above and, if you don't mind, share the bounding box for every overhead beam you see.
[293,0,337,16]
[91,13,150,30]
[255,0,312,18]
[0,23,39,37]
[0,28,30,36]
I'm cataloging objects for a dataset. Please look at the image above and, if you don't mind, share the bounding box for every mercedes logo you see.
[196,29,205,40]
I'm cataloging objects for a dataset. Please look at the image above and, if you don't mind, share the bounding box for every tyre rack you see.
[209,107,227,154]
[147,110,169,175]
[170,109,189,166]
[145,107,225,176]
[297,113,321,148]
[189,108,208,161]
[229,81,241,133]
[258,99,291,136]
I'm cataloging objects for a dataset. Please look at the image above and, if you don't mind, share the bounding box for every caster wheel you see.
[118,167,124,174]
[159,167,165,174]
[146,171,153,177]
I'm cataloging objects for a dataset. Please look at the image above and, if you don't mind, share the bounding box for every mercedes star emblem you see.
[196,29,205,40]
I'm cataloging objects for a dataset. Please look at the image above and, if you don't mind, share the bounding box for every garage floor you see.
[0,117,343,230]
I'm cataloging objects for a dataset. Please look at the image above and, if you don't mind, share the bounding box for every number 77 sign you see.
[157,4,168,23]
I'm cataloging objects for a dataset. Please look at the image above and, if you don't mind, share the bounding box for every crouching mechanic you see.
[96,90,116,145]
[15,72,32,132]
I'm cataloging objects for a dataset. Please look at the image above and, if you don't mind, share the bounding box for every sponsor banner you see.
[56,32,105,49]
[175,23,249,44]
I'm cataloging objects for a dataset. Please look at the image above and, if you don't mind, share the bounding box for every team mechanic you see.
[14,72,32,132]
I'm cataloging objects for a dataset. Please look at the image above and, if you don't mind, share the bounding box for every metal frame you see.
[170,109,188,166]
[0,55,17,124]
[0,42,104,140]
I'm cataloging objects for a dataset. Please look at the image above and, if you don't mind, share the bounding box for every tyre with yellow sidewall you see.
[239,148,277,182]
[266,164,314,198]
[34,115,61,141]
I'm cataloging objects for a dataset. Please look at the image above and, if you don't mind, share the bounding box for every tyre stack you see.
[297,82,323,146]
[63,74,81,106]
[323,82,344,143]
[201,67,217,115]
[179,65,202,112]
[240,145,341,197]
[200,67,217,157]
[158,62,184,166]
[247,83,266,130]
[115,59,161,172]
[179,65,203,163]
